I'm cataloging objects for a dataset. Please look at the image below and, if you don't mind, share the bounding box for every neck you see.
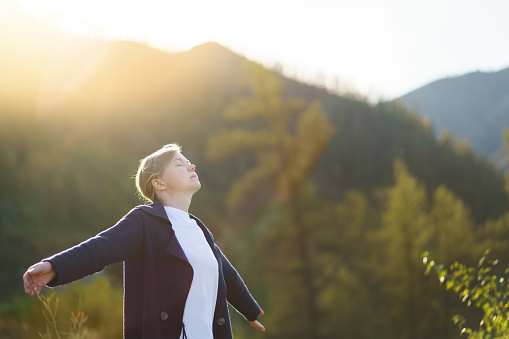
[157,192,193,213]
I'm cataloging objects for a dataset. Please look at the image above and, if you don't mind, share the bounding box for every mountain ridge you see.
[396,66,509,160]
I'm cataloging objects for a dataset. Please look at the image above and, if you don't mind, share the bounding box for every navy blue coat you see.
[45,200,261,339]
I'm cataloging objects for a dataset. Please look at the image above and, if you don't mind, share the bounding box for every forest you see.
[1,35,509,338]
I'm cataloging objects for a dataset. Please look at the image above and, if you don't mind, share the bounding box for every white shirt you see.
[164,206,219,339]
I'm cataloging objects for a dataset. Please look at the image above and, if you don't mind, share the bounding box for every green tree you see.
[259,186,376,339]
[377,158,431,338]
[206,61,335,214]
[429,185,477,266]
[206,62,335,338]
[477,128,509,269]
[426,185,479,335]
[478,212,509,268]
[371,158,479,338]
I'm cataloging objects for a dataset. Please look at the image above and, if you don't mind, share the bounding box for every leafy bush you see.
[423,250,509,338]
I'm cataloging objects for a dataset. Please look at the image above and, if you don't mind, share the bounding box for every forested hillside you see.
[1,10,509,338]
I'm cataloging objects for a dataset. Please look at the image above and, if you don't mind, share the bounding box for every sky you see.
[11,0,509,101]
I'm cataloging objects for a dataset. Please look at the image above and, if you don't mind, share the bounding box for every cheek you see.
[166,168,188,185]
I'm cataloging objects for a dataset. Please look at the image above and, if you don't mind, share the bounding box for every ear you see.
[152,179,166,191]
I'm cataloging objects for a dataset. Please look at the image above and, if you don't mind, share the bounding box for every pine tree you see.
[378,158,430,339]
[429,185,477,265]
[206,62,335,338]
[206,62,335,214]
[259,186,375,339]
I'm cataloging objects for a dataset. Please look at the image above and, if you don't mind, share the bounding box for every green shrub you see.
[423,250,509,338]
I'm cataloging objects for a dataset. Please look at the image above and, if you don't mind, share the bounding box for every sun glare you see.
[14,0,245,52]
[12,0,379,98]
[12,0,509,101]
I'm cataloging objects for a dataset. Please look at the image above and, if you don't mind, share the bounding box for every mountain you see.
[0,8,506,227]
[395,67,509,160]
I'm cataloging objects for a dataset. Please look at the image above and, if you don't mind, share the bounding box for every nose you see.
[189,163,196,171]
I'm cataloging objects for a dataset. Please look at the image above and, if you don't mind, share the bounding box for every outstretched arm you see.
[218,246,265,331]
[22,208,144,294]
[23,261,56,295]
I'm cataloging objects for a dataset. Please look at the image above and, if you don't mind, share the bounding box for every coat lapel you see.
[166,233,190,263]
[137,201,190,263]
[137,200,169,221]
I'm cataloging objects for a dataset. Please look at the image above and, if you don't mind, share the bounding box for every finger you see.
[23,275,32,294]
[249,320,265,332]
[26,281,34,295]
[25,284,34,296]
[254,320,265,331]
[23,269,37,294]
[260,308,264,316]
[33,278,44,295]
[27,263,44,275]
[24,275,41,296]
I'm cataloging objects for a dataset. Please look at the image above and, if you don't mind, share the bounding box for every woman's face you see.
[157,152,201,194]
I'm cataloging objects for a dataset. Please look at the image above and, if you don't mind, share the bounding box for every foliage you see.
[206,61,335,212]
[207,62,339,338]
[502,128,509,196]
[37,293,93,339]
[318,99,508,224]
[255,186,377,339]
[478,213,509,266]
[2,274,122,339]
[378,158,431,338]
[423,250,509,338]
[362,157,483,339]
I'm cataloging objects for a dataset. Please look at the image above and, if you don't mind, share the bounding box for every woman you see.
[23,144,265,339]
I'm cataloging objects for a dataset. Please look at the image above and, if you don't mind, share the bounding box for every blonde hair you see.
[135,143,181,203]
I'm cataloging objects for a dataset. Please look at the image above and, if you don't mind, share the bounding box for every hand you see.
[23,261,56,296]
[248,308,265,332]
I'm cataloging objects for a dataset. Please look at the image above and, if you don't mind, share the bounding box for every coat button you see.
[160,311,169,321]
[217,317,225,326]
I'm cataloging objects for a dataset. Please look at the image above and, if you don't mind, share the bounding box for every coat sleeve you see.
[44,208,144,287]
[218,246,261,322]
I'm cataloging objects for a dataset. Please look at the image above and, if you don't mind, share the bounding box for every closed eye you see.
[174,157,191,166]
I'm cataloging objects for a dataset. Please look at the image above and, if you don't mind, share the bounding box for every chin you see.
[192,182,202,192]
